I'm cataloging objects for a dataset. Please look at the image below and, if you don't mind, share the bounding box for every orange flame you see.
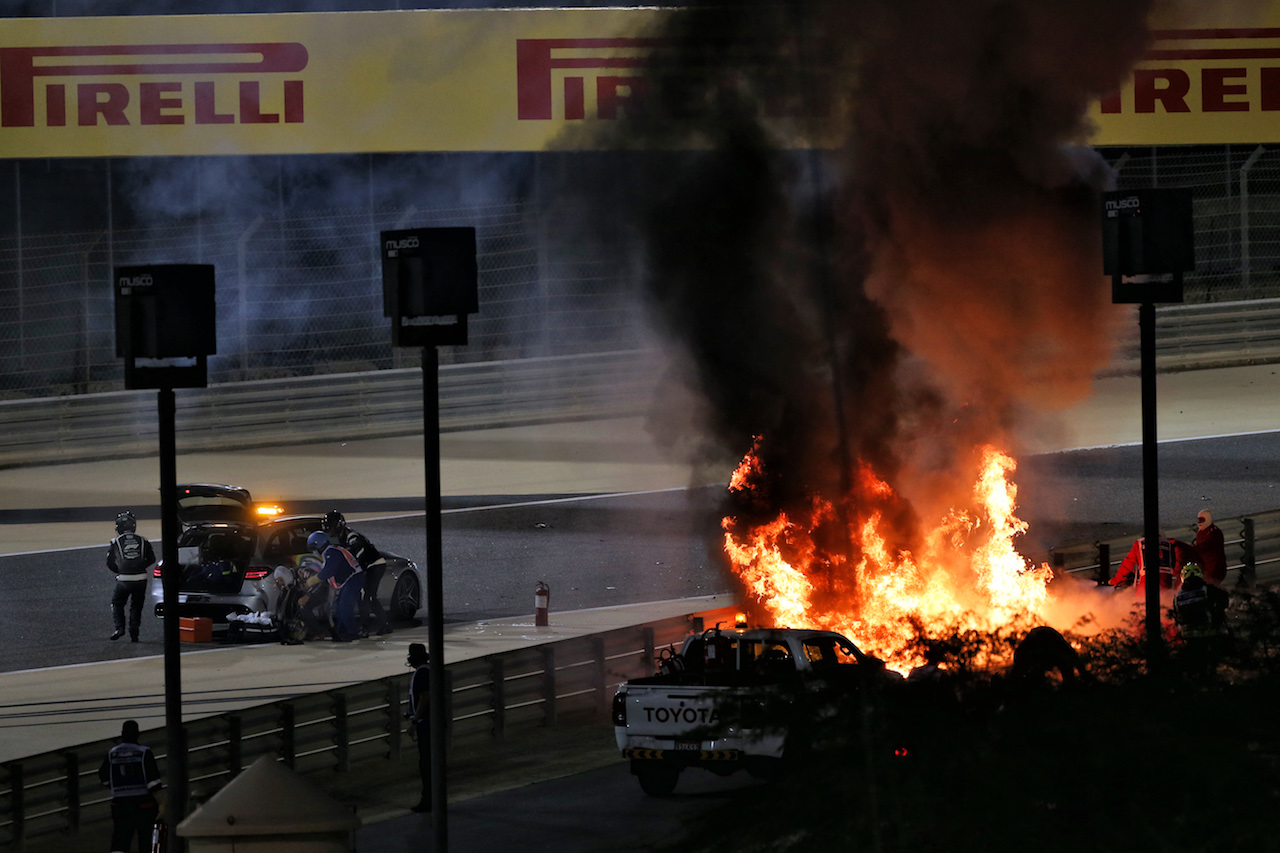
[723,443,1053,673]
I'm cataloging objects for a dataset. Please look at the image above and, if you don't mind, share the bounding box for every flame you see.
[723,442,1054,673]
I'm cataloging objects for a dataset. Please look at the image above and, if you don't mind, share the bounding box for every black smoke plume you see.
[567,0,1156,596]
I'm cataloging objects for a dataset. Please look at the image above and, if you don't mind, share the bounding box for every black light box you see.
[114,264,215,389]
[1102,188,1194,303]
[382,227,478,347]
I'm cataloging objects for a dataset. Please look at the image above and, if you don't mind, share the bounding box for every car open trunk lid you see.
[176,483,255,528]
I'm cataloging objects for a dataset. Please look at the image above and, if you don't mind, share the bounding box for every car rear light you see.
[612,691,627,726]
[245,568,270,581]
[153,565,162,578]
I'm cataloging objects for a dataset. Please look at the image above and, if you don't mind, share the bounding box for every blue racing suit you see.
[317,543,365,641]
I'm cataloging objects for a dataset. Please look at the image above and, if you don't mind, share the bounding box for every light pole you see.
[381,227,478,853]
[1102,188,1194,663]
[114,263,217,853]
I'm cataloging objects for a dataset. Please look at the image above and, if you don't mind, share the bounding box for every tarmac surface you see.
[4,364,1280,850]
[4,364,1280,554]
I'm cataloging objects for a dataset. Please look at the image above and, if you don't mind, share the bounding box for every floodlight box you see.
[381,227,478,347]
[114,264,215,389]
[1103,188,1194,303]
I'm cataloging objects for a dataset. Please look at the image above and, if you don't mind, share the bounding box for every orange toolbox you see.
[179,616,213,643]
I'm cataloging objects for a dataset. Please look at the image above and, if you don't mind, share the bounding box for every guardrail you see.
[0,604,735,849]
[0,349,664,469]
[1,297,1279,470]
[1104,297,1280,374]
[1048,509,1280,588]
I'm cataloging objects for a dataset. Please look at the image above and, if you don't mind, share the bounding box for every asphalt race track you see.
[6,432,1280,675]
[0,487,731,674]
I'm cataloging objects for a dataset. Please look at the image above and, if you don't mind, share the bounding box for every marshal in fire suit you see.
[1194,510,1229,587]
[1174,562,1230,673]
[106,511,157,642]
[1108,535,1201,594]
[323,509,392,635]
[98,719,163,853]
[309,530,365,642]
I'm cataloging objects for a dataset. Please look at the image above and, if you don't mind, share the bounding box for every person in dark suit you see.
[406,642,432,813]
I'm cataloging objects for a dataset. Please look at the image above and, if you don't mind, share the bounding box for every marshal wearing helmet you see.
[308,529,366,642]
[106,511,157,642]
[323,509,393,635]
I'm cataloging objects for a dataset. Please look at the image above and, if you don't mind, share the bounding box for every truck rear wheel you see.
[636,764,680,797]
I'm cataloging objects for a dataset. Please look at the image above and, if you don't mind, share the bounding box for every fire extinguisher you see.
[535,580,550,626]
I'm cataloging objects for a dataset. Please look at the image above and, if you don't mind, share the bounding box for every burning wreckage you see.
[581,0,1185,799]
[721,440,1061,675]
[576,2,1165,684]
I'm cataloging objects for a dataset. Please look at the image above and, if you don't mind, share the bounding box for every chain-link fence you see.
[1100,144,1280,303]
[0,144,1277,400]
[0,185,651,399]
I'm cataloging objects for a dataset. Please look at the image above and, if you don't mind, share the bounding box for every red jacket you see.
[1110,537,1202,593]
[1194,523,1227,587]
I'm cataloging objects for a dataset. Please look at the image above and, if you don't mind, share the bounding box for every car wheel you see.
[636,764,680,797]
[390,572,421,621]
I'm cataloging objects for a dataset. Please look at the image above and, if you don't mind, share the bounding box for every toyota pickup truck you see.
[612,624,889,795]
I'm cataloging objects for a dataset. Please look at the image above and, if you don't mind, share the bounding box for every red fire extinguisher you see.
[535,580,550,626]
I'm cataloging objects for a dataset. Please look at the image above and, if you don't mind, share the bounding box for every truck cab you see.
[612,625,879,795]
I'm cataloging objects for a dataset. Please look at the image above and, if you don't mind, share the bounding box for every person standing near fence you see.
[405,642,433,813]
[1195,510,1228,587]
[106,511,157,642]
[98,719,164,853]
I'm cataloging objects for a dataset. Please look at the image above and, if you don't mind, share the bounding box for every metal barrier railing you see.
[3,297,1280,471]
[0,605,734,849]
[1104,297,1280,375]
[1049,509,1280,588]
[0,349,665,469]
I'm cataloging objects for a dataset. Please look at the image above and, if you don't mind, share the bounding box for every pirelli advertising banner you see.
[1089,19,1280,145]
[1,6,1279,159]
[0,8,661,158]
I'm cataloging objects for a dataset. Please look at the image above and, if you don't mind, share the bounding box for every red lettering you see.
[0,43,307,127]
[283,79,304,123]
[1099,91,1122,114]
[194,81,234,124]
[564,77,585,120]
[77,82,129,126]
[45,84,66,126]
[239,81,278,124]
[597,76,648,120]
[1202,67,1249,112]
[1262,67,1280,110]
[140,81,183,125]
[516,38,656,120]
[1134,69,1191,113]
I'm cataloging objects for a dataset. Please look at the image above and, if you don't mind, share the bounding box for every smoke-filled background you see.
[553,0,1160,601]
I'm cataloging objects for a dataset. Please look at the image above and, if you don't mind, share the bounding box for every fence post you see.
[1241,517,1256,588]
[1241,146,1267,293]
[280,704,296,768]
[1096,543,1112,584]
[333,694,349,772]
[387,679,403,760]
[642,627,655,674]
[236,215,265,378]
[6,762,23,845]
[227,716,242,778]
[541,646,558,727]
[491,658,506,740]
[593,637,607,715]
[63,752,79,834]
